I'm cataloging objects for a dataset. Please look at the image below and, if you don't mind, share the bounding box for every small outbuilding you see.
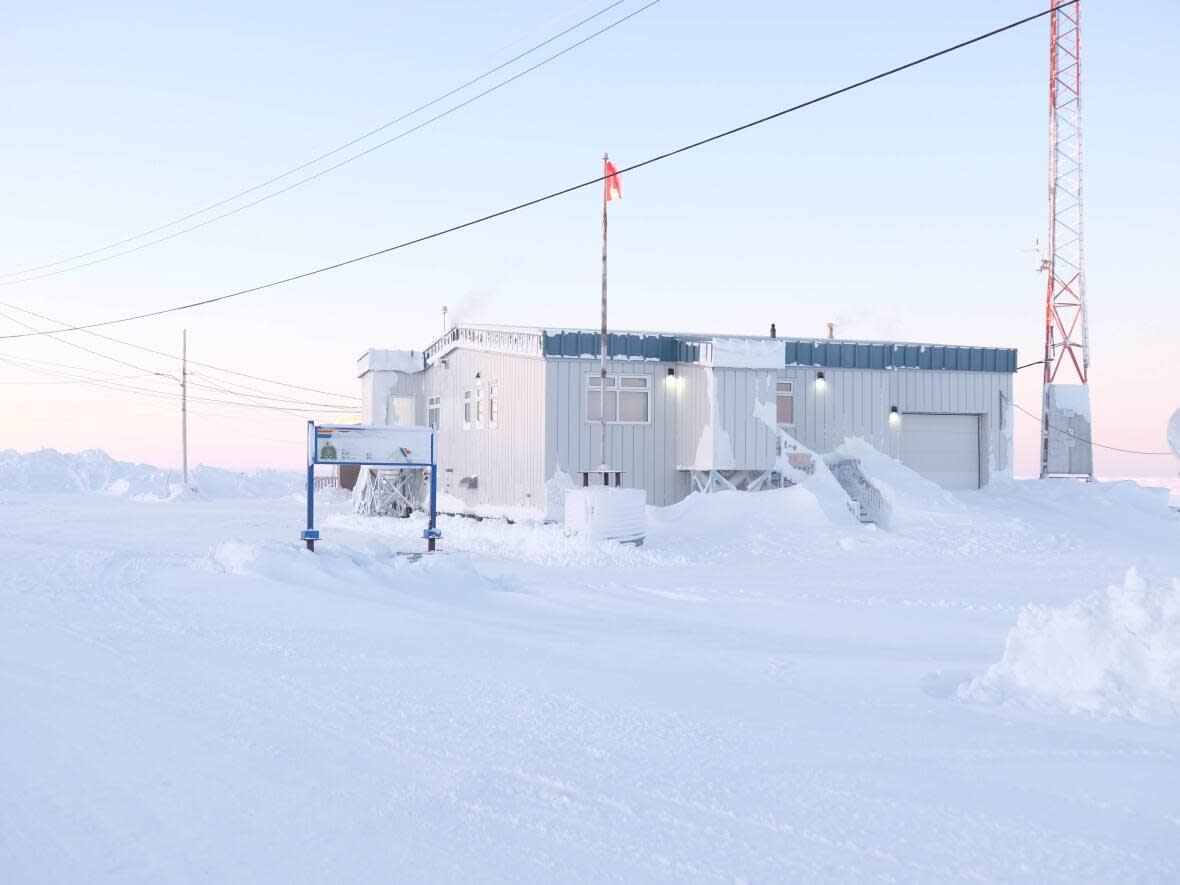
[356,325,1015,517]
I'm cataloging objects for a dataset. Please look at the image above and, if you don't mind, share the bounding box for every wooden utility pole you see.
[181,329,189,487]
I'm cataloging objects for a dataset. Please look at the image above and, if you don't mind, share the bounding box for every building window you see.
[488,382,498,427]
[776,380,795,426]
[463,389,473,428]
[475,384,484,428]
[586,374,650,424]
[427,395,441,429]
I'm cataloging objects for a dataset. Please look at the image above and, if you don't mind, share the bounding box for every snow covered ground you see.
[2,450,1179,883]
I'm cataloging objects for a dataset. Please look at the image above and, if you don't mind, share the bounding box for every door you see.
[899,413,980,490]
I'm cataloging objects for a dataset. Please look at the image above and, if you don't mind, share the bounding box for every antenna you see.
[1040,1,1093,479]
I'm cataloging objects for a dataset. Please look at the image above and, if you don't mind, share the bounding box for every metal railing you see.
[313,475,339,492]
[828,458,889,526]
[424,325,544,366]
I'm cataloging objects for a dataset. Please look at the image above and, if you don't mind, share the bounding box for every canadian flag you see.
[604,158,623,202]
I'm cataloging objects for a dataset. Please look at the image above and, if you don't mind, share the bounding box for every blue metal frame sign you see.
[302,421,441,552]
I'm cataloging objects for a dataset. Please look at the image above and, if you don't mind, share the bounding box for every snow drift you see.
[830,437,963,529]
[959,568,1180,722]
[0,448,301,499]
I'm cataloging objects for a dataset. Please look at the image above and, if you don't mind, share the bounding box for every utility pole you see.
[599,153,609,475]
[181,329,189,487]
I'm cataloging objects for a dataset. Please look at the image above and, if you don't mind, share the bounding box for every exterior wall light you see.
[667,367,676,377]
[889,406,901,425]
[815,371,826,390]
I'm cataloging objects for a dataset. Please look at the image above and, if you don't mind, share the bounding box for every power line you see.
[0,305,170,376]
[186,373,358,409]
[0,298,359,400]
[0,0,657,285]
[0,306,361,411]
[0,2,1079,341]
[1008,398,1173,457]
[0,356,154,385]
[0,355,342,416]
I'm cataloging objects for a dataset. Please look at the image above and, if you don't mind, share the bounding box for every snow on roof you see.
[400,324,1018,373]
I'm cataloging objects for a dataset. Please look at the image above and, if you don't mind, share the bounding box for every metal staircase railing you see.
[827,458,888,526]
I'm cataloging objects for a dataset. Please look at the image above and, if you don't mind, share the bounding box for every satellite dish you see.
[1168,408,1180,459]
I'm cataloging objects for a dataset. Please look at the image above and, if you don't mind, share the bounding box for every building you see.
[356,324,1016,516]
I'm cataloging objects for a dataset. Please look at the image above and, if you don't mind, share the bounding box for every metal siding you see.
[420,350,546,512]
[413,333,1019,513]
[545,358,674,505]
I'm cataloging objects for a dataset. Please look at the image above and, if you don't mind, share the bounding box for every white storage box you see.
[564,487,646,544]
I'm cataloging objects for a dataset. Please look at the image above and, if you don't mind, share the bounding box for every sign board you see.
[308,423,434,467]
[303,421,440,552]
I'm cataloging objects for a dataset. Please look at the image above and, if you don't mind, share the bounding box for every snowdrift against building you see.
[830,437,963,528]
[0,449,302,499]
[959,569,1180,722]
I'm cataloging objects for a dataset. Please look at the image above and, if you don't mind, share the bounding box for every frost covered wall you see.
[1045,384,1093,476]
[543,358,687,507]
[357,349,423,425]
[419,348,547,512]
[781,366,1013,483]
[675,366,776,473]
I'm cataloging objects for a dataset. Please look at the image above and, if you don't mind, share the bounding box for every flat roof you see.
[419,324,1018,374]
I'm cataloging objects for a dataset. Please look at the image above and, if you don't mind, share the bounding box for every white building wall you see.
[782,366,1012,483]
[420,349,547,512]
[543,358,688,507]
[360,343,1013,514]
[675,366,777,472]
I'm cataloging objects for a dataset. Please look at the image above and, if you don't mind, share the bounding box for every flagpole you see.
[599,153,609,476]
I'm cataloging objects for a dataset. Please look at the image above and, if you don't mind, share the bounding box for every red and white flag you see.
[604,158,623,202]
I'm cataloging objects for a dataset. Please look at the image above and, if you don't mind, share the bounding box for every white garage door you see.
[900,413,980,490]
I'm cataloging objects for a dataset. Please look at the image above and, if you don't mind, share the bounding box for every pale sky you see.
[1,0,1177,477]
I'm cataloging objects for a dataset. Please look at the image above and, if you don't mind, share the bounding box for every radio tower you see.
[1040,0,1094,479]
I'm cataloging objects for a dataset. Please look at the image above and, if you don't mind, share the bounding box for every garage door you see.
[899,413,980,490]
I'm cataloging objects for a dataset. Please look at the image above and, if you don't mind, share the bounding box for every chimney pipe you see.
[769,323,777,339]
[826,322,835,339]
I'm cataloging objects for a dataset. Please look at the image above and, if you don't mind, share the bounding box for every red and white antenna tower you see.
[1040,0,1093,479]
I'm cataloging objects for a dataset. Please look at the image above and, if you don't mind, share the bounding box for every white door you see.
[899,413,980,490]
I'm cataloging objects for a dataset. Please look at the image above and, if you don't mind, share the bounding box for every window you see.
[586,374,650,424]
[488,382,498,427]
[463,389,473,428]
[475,385,484,427]
[776,380,795,426]
[427,395,441,429]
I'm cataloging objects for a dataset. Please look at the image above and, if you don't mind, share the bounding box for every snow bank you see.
[0,448,301,499]
[978,475,1176,546]
[648,478,863,560]
[830,437,963,527]
[959,569,1180,722]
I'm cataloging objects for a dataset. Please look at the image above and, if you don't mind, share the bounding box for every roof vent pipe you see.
[827,322,835,339]
[769,323,777,338]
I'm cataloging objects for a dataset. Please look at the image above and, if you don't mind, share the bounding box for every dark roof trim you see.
[542,331,1015,373]
[784,339,1017,373]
